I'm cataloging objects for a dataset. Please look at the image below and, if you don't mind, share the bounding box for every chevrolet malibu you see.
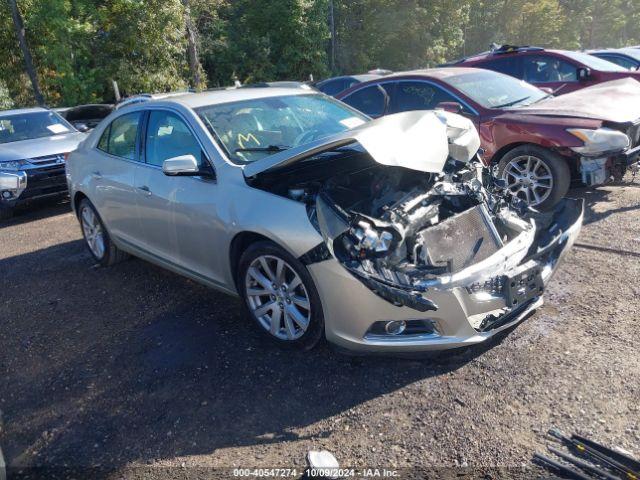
[66,89,583,352]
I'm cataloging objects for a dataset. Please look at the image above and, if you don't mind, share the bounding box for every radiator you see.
[418,204,503,273]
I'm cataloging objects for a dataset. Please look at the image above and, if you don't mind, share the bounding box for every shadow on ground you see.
[0,236,514,478]
[0,198,72,228]
[571,179,640,226]
[7,179,631,476]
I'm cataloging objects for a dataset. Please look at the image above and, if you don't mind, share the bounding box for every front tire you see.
[78,198,128,266]
[497,145,570,211]
[238,240,324,350]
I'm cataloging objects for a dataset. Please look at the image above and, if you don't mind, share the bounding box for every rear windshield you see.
[0,111,75,144]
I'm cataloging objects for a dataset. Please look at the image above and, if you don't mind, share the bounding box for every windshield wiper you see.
[525,93,553,106]
[494,96,531,108]
[234,145,290,153]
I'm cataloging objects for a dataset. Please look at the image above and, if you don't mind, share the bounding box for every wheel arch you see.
[229,231,273,289]
[490,142,528,165]
[73,191,88,217]
[491,141,578,175]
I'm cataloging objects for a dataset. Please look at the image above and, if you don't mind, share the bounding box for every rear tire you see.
[237,240,324,350]
[497,145,570,211]
[78,198,128,266]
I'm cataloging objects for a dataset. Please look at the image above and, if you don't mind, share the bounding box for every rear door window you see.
[478,56,522,78]
[342,85,388,117]
[97,112,142,160]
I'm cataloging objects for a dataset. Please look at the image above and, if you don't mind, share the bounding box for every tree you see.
[183,0,205,90]
[90,0,189,99]
[201,0,329,85]
[2,0,640,108]
[6,0,44,105]
[333,0,469,73]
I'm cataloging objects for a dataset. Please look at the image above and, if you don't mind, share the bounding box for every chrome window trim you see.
[93,105,216,179]
[341,78,480,116]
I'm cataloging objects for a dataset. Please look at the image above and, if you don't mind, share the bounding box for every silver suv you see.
[0,108,86,219]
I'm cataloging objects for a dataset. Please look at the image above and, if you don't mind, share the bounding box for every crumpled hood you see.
[512,78,640,124]
[0,132,86,162]
[243,110,480,177]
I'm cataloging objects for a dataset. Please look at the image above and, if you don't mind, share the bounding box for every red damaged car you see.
[337,68,640,210]
[449,45,640,96]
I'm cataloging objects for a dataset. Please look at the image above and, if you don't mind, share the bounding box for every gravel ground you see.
[0,180,639,479]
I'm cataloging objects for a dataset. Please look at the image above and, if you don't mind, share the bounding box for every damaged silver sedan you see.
[66,88,583,352]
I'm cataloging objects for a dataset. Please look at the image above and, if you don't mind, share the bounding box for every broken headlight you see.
[567,128,629,156]
[344,220,397,258]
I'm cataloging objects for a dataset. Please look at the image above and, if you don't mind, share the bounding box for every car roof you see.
[378,67,489,80]
[588,48,625,54]
[456,46,586,64]
[0,107,50,117]
[158,87,317,109]
[318,74,382,85]
[590,47,640,56]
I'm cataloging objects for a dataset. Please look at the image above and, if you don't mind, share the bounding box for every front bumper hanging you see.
[308,198,583,353]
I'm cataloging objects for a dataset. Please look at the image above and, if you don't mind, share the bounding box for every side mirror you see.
[435,101,463,114]
[162,155,201,176]
[577,67,591,81]
[74,122,90,132]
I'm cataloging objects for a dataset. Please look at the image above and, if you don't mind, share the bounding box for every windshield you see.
[445,71,548,109]
[616,48,640,62]
[196,94,368,163]
[0,111,74,144]
[562,51,628,72]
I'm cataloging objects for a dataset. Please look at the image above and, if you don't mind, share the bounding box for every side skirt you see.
[113,236,239,297]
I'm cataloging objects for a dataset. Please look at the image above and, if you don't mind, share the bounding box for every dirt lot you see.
[1,180,639,479]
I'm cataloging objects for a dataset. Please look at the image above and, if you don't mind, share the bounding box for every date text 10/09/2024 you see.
[232,468,400,477]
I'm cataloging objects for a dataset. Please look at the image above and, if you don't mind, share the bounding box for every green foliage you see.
[332,0,470,72]
[2,0,640,107]
[0,81,13,109]
[201,0,329,85]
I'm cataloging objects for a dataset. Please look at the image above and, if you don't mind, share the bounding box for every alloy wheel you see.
[81,206,105,259]
[502,155,554,206]
[244,255,311,341]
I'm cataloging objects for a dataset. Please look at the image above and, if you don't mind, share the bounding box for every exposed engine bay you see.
[251,148,536,305]
[247,111,576,318]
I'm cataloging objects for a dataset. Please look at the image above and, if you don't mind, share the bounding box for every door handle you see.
[91,171,102,179]
[137,185,152,197]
